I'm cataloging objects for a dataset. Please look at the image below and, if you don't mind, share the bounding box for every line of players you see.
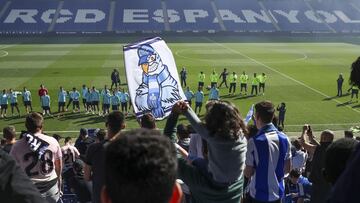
[0,84,130,118]
[182,68,267,115]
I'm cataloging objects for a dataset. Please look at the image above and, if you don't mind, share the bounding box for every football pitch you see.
[0,36,359,137]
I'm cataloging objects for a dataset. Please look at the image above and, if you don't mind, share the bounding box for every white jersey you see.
[10,133,62,184]
[61,144,80,171]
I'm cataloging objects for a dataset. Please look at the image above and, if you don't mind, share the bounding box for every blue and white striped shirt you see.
[184,90,194,101]
[41,95,51,107]
[246,123,291,202]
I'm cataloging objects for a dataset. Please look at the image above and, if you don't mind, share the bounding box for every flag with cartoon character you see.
[123,37,186,120]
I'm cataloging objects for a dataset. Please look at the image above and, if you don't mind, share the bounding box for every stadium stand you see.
[0,0,360,34]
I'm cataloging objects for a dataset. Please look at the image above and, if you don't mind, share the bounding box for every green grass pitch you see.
[0,36,359,138]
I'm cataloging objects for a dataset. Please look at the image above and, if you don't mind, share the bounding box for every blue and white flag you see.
[123,37,186,120]
[244,104,254,125]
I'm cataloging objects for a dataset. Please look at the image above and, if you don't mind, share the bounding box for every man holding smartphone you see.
[298,125,334,203]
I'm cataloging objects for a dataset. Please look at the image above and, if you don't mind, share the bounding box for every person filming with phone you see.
[298,124,334,203]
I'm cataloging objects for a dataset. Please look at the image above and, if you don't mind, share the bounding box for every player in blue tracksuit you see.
[85,89,92,113]
[184,87,194,107]
[90,87,100,115]
[70,87,81,112]
[102,89,111,116]
[0,89,9,118]
[22,87,33,113]
[9,89,21,117]
[111,89,120,111]
[41,92,51,116]
[58,86,67,113]
[194,87,204,115]
[120,88,130,115]
[81,84,88,110]
[209,85,220,101]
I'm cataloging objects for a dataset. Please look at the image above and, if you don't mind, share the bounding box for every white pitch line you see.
[0,50,8,57]
[204,37,360,114]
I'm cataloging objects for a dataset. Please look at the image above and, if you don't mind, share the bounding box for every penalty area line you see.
[204,37,360,114]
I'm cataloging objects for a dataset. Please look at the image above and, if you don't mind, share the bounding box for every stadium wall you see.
[0,0,359,35]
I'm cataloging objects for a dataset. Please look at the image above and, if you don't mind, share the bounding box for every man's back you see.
[61,144,80,171]
[85,141,107,203]
[246,124,291,202]
[10,133,62,191]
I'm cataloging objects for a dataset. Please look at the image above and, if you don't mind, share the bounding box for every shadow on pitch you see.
[234,95,257,100]
[352,103,360,108]
[336,101,356,107]
[323,93,350,101]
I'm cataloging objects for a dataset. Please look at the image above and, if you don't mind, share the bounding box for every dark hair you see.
[245,124,258,139]
[140,113,156,129]
[292,139,302,150]
[187,124,195,134]
[106,111,125,135]
[350,57,360,87]
[25,112,44,133]
[289,169,301,178]
[344,130,354,139]
[96,129,106,142]
[64,137,72,144]
[176,124,189,140]
[3,126,16,141]
[324,138,358,184]
[52,134,62,142]
[105,129,177,203]
[1,139,6,146]
[205,100,247,140]
[255,100,275,123]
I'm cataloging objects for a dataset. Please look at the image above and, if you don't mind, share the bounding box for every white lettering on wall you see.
[4,9,38,23]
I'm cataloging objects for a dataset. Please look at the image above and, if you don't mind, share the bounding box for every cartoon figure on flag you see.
[135,44,181,118]
[124,37,185,120]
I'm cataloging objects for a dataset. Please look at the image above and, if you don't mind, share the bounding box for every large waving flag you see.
[123,37,186,120]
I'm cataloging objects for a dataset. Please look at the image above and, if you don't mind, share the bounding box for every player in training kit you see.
[38,84,48,101]
[219,68,229,88]
[41,92,51,116]
[102,89,111,116]
[251,73,259,95]
[111,89,120,111]
[210,70,219,88]
[240,71,249,95]
[23,87,33,113]
[70,87,80,112]
[209,84,220,101]
[194,87,204,115]
[259,73,267,95]
[85,88,92,114]
[180,67,187,87]
[10,112,63,203]
[184,87,194,107]
[348,85,359,102]
[90,87,100,115]
[81,85,88,110]
[198,71,206,87]
[1,89,9,118]
[57,86,67,114]
[229,72,238,95]
[9,89,21,117]
[120,88,130,115]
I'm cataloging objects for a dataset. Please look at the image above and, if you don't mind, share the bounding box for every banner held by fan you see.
[123,37,186,120]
